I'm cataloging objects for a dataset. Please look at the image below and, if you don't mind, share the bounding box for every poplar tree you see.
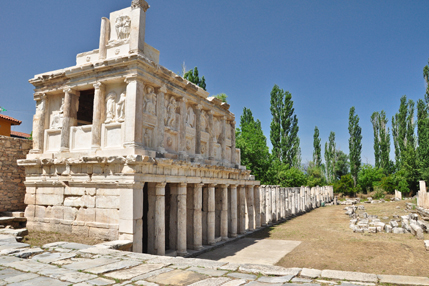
[324,131,336,183]
[184,67,206,90]
[348,107,362,187]
[419,61,429,181]
[371,112,380,168]
[313,126,322,167]
[269,84,300,168]
[371,110,390,172]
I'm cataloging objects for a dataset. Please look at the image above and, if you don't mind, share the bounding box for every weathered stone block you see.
[64,207,78,221]
[96,195,120,209]
[96,208,119,224]
[36,194,64,206]
[76,207,96,222]
[90,227,118,241]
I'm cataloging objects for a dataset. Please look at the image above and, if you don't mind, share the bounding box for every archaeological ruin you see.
[17,0,333,256]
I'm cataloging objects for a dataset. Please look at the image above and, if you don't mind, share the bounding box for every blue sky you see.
[1,0,429,166]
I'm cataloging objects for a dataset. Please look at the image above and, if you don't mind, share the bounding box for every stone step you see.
[0,228,28,237]
[0,211,25,218]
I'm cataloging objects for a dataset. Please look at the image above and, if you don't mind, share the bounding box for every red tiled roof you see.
[10,131,31,139]
[0,114,22,125]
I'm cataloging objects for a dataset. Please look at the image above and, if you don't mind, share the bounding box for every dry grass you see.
[250,200,429,276]
[22,230,104,247]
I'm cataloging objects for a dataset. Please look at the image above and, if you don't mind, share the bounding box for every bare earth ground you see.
[22,230,104,247]
[250,200,429,277]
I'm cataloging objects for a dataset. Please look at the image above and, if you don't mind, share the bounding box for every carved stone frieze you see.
[115,15,131,40]
[186,106,195,128]
[144,86,156,115]
[165,95,177,128]
[105,91,126,123]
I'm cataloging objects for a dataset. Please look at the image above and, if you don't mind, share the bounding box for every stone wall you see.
[0,135,32,212]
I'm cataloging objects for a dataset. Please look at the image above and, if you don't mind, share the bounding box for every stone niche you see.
[19,0,258,255]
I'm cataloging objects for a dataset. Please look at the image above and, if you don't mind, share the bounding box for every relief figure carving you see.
[165,96,177,128]
[186,106,195,128]
[115,15,131,40]
[201,111,207,132]
[116,92,126,122]
[144,86,156,116]
[50,97,64,129]
[105,92,117,123]
[214,118,221,142]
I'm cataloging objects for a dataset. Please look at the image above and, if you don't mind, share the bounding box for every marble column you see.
[220,116,226,163]
[254,186,261,228]
[267,186,272,224]
[129,0,149,54]
[156,85,166,153]
[208,111,214,160]
[155,182,166,255]
[119,182,144,252]
[61,88,79,152]
[246,185,254,231]
[91,82,105,151]
[98,17,109,60]
[207,184,216,245]
[177,183,187,256]
[220,184,229,240]
[31,93,47,154]
[195,105,202,156]
[230,120,236,166]
[124,75,144,147]
[193,183,203,250]
[238,186,246,234]
[229,185,238,238]
[260,186,266,226]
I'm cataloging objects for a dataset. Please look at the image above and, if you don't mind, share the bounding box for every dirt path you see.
[250,200,429,276]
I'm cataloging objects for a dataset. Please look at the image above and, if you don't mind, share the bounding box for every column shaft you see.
[220,116,226,163]
[155,183,165,255]
[231,120,236,165]
[91,82,105,150]
[208,111,214,159]
[61,88,79,151]
[238,186,246,234]
[124,76,144,147]
[195,105,202,155]
[207,184,216,245]
[230,185,238,237]
[246,186,254,231]
[220,184,229,240]
[254,186,261,228]
[177,183,187,256]
[193,184,203,250]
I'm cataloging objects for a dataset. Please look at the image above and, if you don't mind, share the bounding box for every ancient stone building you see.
[18,0,260,255]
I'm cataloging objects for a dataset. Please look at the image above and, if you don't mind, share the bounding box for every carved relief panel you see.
[164,94,180,153]
[105,91,126,123]
[49,94,65,129]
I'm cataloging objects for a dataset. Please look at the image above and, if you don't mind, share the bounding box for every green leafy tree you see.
[313,126,322,167]
[357,164,385,194]
[306,161,327,187]
[334,150,349,181]
[236,107,270,184]
[371,112,380,168]
[333,174,356,195]
[324,131,336,183]
[348,107,362,187]
[214,93,228,103]
[184,67,206,90]
[269,84,300,168]
[278,165,307,187]
[371,111,390,172]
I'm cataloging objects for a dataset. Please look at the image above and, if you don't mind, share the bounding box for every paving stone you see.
[147,269,207,286]
[171,258,227,269]
[59,271,98,283]
[188,277,231,286]
[227,272,257,280]
[13,247,44,258]
[286,284,321,286]
[95,240,133,250]
[0,234,17,244]
[0,255,20,265]
[0,242,29,251]
[219,262,240,271]
[256,275,293,283]
[222,279,247,286]
[316,279,339,285]
[31,252,76,263]
[3,273,39,283]
[7,276,70,286]
[239,263,301,276]
[86,259,141,274]
[187,266,227,277]
[378,274,429,285]
[36,266,76,279]
[292,277,313,283]
[105,263,166,280]
[42,242,68,248]
[131,267,173,281]
[0,268,24,280]
[124,252,155,261]
[59,242,93,250]
[339,282,376,286]
[3,260,49,272]
[242,281,283,286]
[135,281,159,286]
[63,257,118,270]
[86,277,116,285]
[321,270,378,283]
[301,268,322,278]
[79,247,128,257]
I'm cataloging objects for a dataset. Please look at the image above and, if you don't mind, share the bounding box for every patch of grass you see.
[22,230,104,247]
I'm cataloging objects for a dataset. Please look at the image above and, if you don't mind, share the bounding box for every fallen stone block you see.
[392,227,405,234]
[368,227,377,233]
[410,224,424,240]
[385,225,392,233]
[390,220,399,228]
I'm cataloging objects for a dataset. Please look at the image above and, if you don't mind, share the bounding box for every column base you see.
[221,237,229,241]
[193,245,203,251]
[177,250,188,256]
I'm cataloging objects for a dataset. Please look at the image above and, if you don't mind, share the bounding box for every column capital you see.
[229,184,238,188]
[124,74,140,84]
[194,183,204,188]
[195,104,203,110]
[34,92,47,101]
[208,184,216,188]
[231,120,236,125]
[208,110,214,115]
[155,182,166,196]
[219,184,229,188]
[159,84,167,93]
[63,87,78,96]
[221,116,227,121]
[179,96,187,103]
[93,81,104,90]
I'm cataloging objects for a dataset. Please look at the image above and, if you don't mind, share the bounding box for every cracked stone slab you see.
[219,262,241,271]
[58,242,93,250]
[321,270,378,283]
[292,277,313,283]
[0,268,24,280]
[188,277,231,286]
[37,266,76,279]
[147,269,207,286]
[58,271,98,283]
[301,268,322,279]
[104,263,166,280]
[257,275,293,283]
[0,235,16,244]
[222,279,247,286]
[6,276,70,286]
[63,257,118,270]
[31,252,76,263]
[3,260,51,272]
[239,264,301,276]
[226,272,257,280]
[187,266,227,277]
[85,277,116,285]
[3,273,39,283]
[78,247,128,257]
[135,281,160,286]
[131,267,173,281]
[42,242,69,249]
[86,259,142,274]
[378,274,429,285]
[12,247,44,258]
[0,242,30,251]
[243,281,284,286]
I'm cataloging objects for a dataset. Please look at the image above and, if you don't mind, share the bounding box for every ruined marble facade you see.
[18,1,260,255]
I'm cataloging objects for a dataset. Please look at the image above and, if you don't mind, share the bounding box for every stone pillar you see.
[208,111,214,160]
[124,75,144,147]
[119,182,144,252]
[195,105,202,156]
[129,0,149,54]
[157,85,166,153]
[260,186,266,226]
[231,120,236,166]
[98,17,110,60]
[207,184,216,245]
[179,97,187,157]
[230,185,238,237]
[220,184,229,240]
[91,82,105,151]
[177,183,187,256]
[155,182,166,255]
[246,185,254,231]
[31,93,47,153]
[193,183,203,250]
[254,186,261,228]
[238,186,246,234]
[60,87,79,152]
[220,116,226,163]
[267,186,272,224]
